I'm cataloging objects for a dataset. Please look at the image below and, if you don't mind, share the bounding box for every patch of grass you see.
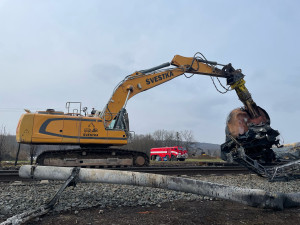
[150,157,225,165]
[185,158,225,163]
[0,160,34,169]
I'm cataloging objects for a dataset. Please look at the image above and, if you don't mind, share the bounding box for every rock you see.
[40,180,49,184]
[11,181,23,186]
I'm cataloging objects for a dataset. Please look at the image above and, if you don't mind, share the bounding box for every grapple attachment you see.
[221,107,300,181]
[221,107,279,163]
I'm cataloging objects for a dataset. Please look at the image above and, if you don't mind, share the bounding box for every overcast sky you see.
[0,0,299,144]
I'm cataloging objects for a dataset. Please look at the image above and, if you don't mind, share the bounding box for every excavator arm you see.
[101,54,260,127]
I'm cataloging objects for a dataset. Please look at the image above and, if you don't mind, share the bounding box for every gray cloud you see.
[0,0,299,144]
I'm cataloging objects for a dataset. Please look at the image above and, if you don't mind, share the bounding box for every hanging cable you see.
[183,52,232,94]
[210,76,229,94]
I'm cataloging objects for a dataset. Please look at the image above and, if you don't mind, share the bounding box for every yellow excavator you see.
[17,52,293,179]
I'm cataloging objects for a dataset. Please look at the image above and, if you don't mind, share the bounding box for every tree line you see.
[0,126,195,164]
[123,129,195,155]
[0,126,30,163]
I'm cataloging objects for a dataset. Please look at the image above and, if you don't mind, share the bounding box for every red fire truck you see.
[150,146,188,161]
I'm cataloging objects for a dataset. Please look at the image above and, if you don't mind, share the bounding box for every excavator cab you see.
[107,108,130,133]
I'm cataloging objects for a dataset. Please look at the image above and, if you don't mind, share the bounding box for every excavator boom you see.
[101,55,229,126]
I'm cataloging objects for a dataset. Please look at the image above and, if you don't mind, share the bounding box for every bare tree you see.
[180,130,195,149]
[152,129,165,146]
[122,129,195,157]
[125,133,155,155]
[0,126,7,165]
[152,130,184,147]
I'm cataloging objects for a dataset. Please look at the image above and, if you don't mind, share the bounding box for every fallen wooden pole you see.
[19,165,300,210]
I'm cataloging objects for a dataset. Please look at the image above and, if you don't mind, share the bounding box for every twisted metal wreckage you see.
[2,165,300,225]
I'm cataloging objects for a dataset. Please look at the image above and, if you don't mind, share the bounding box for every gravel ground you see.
[192,174,300,193]
[1,173,300,223]
[30,199,300,225]
[0,181,204,221]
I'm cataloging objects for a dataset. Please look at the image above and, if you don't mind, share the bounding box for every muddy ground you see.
[25,199,300,225]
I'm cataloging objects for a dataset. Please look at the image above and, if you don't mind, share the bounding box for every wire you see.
[210,77,229,94]
[184,73,194,78]
[183,52,202,78]
[194,52,232,94]
[185,52,232,94]
[217,77,231,91]
[105,104,113,122]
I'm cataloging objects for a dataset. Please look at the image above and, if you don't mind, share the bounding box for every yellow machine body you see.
[16,112,127,146]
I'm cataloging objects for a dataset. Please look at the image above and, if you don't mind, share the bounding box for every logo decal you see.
[83,123,99,137]
[146,71,174,85]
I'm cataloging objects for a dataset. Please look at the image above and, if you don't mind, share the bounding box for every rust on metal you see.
[226,107,270,138]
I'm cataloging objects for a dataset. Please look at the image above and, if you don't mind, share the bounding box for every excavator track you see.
[36,148,149,168]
